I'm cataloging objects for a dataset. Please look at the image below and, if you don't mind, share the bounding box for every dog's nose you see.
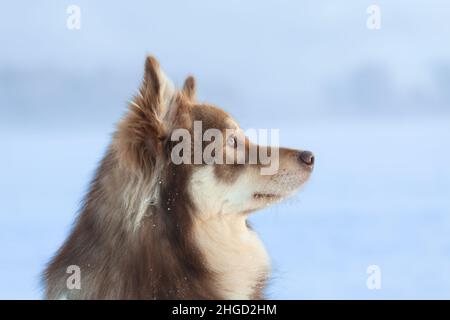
[298,151,315,166]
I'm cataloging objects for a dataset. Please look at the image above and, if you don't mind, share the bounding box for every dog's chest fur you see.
[193,215,270,299]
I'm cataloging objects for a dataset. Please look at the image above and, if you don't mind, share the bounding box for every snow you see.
[1,117,449,299]
[1,0,450,299]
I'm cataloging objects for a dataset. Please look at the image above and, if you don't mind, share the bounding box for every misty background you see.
[0,1,449,299]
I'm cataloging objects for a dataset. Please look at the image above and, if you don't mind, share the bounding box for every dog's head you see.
[114,56,314,219]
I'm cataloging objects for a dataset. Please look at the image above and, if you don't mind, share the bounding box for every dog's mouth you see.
[253,193,282,200]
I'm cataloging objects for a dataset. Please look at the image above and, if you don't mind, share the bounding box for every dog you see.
[43,56,314,299]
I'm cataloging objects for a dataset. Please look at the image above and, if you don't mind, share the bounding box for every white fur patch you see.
[193,214,270,299]
[190,167,270,299]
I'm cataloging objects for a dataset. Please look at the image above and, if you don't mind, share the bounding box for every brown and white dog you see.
[43,56,314,299]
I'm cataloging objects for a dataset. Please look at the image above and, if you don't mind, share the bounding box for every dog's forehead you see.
[191,104,239,130]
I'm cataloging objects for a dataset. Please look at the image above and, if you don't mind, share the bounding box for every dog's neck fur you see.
[44,149,269,300]
[193,214,270,299]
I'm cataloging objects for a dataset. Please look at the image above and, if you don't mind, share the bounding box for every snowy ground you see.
[1,116,449,299]
[1,0,450,300]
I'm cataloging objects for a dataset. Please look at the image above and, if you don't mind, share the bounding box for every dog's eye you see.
[227,135,237,148]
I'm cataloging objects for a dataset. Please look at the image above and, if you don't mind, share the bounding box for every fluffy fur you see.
[43,56,314,299]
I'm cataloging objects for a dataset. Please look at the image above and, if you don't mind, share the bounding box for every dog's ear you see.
[135,56,175,119]
[182,75,196,101]
[114,56,177,172]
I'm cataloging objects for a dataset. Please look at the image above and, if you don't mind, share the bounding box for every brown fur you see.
[43,56,312,300]
[44,57,224,299]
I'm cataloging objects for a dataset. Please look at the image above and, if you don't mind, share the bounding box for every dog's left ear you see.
[138,56,176,119]
[114,56,177,172]
[182,76,196,101]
